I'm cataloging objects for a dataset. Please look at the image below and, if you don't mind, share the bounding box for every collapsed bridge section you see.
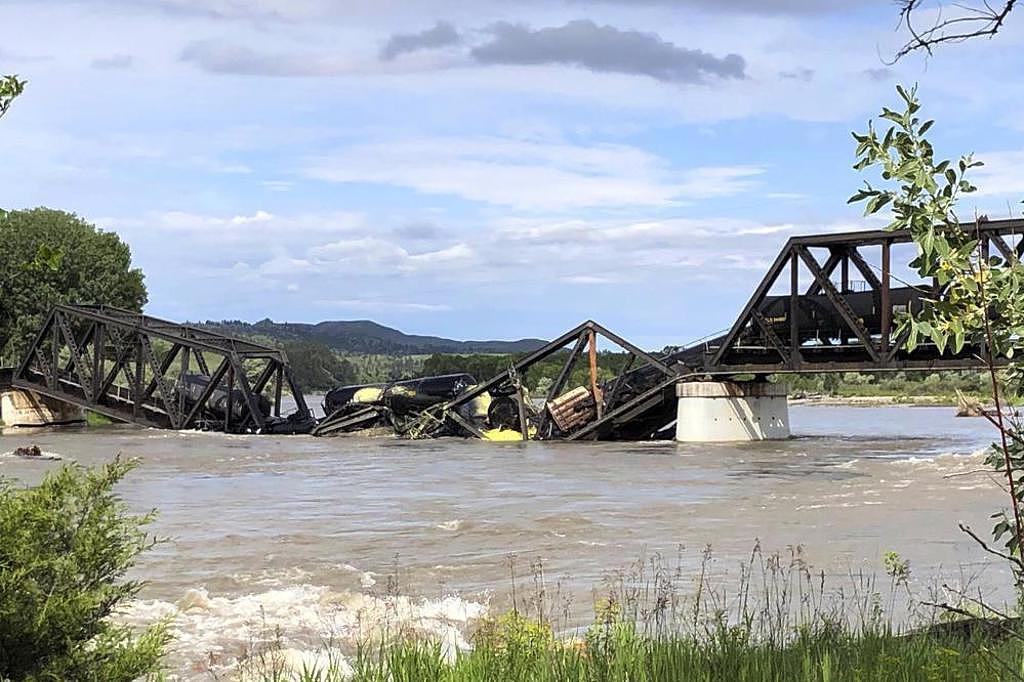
[11,304,314,434]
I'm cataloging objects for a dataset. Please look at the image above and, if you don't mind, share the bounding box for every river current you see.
[0,405,1010,678]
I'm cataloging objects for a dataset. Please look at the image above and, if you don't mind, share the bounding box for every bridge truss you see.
[689,218,1024,375]
[12,305,313,433]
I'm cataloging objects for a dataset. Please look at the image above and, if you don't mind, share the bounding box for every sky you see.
[2,0,1024,349]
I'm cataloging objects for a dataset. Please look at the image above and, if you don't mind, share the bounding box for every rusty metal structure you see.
[370,219,1024,441]
[9,219,1023,440]
[11,304,313,433]
[381,320,684,441]
[686,218,1024,374]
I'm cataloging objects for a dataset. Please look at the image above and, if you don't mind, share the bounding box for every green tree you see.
[851,85,1024,574]
[0,208,147,365]
[0,75,26,120]
[281,340,357,391]
[0,458,168,681]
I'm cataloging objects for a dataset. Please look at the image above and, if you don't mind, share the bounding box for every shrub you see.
[0,457,168,681]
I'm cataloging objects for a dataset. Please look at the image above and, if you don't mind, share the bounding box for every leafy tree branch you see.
[851,84,1024,582]
[0,74,26,120]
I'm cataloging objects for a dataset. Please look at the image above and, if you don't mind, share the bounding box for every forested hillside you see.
[200,318,547,355]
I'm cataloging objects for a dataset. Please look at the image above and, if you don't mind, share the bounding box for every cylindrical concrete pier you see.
[675,381,789,442]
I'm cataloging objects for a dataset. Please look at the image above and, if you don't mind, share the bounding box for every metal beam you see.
[797,246,881,364]
[566,374,682,441]
[181,357,229,429]
[805,248,843,296]
[846,246,883,291]
[710,241,795,368]
[750,309,790,366]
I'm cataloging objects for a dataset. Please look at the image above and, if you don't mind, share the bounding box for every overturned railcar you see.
[176,374,315,434]
[316,373,484,436]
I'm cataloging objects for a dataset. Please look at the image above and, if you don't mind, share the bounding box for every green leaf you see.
[953,329,965,353]
[864,193,892,215]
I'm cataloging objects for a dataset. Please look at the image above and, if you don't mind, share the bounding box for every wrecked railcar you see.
[313,373,489,437]
[315,320,695,442]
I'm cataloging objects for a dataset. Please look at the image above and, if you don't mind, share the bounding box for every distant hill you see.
[199,318,549,355]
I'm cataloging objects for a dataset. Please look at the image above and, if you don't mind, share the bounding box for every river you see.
[0,405,1010,678]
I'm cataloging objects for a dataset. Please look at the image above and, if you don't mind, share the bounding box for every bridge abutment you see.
[0,388,85,428]
[675,381,790,442]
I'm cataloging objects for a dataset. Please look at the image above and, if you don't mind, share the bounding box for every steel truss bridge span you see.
[11,305,314,434]
[681,218,1024,376]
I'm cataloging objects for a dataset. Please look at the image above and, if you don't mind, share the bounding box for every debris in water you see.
[955,389,986,418]
[7,444,62,460]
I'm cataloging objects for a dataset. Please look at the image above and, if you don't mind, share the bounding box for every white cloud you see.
[128,210,366,236]
[970,151,1024,200]
[313,298,453,312]
[306,237,474,274]
[560,274,622,284]
[306,135,762,210]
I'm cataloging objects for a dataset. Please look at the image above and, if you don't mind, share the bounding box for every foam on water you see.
[889,447,989,468]
[119,584,488,680]
[436,519,464,531]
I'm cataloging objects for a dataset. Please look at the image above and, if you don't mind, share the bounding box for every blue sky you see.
[2,0,1024,348]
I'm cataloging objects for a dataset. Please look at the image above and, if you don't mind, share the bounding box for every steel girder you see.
[12,304,311,433]
[701,219,1024,375]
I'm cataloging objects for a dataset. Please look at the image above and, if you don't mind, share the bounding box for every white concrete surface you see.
[675,381,790,442]
[0,389,85,427]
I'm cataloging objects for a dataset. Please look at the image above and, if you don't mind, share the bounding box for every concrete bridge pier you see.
[0,388,85,428]
[675,381,790,442]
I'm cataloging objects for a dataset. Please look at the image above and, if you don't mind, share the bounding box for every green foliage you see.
[851,86,1024,566]
[849,84,1024,359]
[471,611,555,677]
[336,616,1019,682]
[0,457,168,681]
[85,410,114,426]
[341,354,428,384]
[282,340,357,391]
[0,208,147,366]
[786,370,992,400]
[0,74,26,121]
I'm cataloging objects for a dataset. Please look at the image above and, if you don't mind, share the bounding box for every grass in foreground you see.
[245,612,1024,682]
[185,539,1024,682]
[237,543,1024,682]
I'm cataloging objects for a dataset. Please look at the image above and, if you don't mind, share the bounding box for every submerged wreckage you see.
[314,320,693,441]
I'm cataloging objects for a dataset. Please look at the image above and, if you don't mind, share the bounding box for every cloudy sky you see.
[2,0,1023,347]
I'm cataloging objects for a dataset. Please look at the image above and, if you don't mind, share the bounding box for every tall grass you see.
[228,545,1023,682]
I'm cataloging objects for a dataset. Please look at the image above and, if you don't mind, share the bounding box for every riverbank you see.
[789,394,960,406]
[222,549,1020,682]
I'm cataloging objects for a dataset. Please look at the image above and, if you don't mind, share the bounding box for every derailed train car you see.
[175,374,316,434]
[315,373,492,436]
[177,373,271,424]
[313,321,688,441]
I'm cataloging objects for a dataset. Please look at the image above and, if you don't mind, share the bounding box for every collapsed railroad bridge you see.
[3,219,1022,442]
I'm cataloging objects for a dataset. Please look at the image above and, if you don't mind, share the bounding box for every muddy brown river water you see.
[0,405,1011,678]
